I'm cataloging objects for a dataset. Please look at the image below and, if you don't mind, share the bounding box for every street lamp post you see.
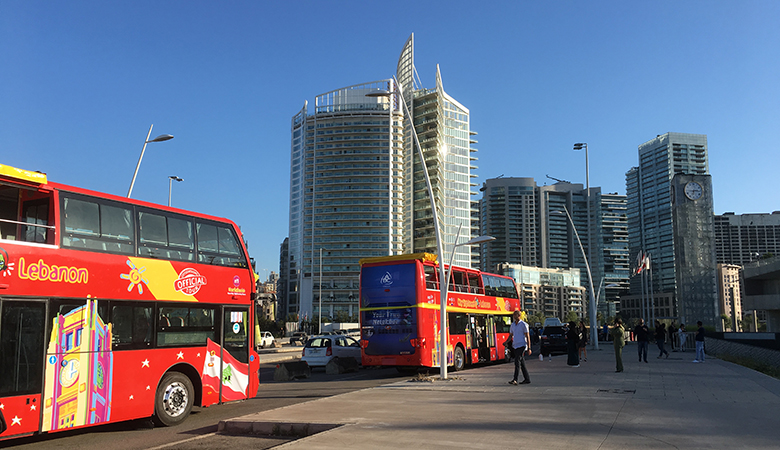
[168,176,182,206]
[128,124,174,198]
[367,78,448,379]
[319,248,323,335]
[553,206,598,350]
[573,142,598,350]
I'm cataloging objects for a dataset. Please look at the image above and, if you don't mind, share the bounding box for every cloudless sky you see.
[2,1,779,276]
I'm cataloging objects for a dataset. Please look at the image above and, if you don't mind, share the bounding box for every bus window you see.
[157,306,216,346]
[467,272,483,294]
[495,315,512,334]
[424,265,438,290]
[22,199,50,243]
[196,222,247,268]
[62,195,134,254]
[498,277,519,299]
[452,270,468,292]
[111,304,153,348]
[0,184,20,240]
[139,211,194,262]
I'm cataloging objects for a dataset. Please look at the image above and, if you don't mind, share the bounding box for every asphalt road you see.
[5,363,409,450]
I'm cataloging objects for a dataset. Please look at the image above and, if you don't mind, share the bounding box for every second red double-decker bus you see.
[0,163,259,441]
[359,253,521,371]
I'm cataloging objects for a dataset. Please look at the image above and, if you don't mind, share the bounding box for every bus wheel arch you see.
[452,344,466,372]
[153,364,201,427]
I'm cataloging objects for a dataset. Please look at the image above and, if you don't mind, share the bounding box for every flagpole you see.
[649,254,655,325]
[642,252,647,323]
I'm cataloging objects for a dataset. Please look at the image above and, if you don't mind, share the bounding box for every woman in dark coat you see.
[566,321,580,367]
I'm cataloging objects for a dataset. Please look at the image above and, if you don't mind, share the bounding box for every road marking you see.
[146,432,217,449]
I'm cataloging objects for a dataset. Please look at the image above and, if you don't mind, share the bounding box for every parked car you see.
[301,335,362,368]
[257,331,275,349]
[290,331,308,346]
[540,325,568,356]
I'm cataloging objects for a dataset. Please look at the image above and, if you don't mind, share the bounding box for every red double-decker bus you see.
[0,164,259,441]
[359,253,521,371]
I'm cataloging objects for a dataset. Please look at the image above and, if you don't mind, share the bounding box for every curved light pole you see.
[168,176,182,206]
[127,124,174,198]
[367,78,449,378]
[553,206,598,350]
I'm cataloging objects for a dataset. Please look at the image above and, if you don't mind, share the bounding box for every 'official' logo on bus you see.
[175,268,207,295]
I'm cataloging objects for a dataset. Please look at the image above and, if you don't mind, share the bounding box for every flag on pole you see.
[634,251,646,276]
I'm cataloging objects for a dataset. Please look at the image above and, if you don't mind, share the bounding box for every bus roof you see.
[359,253,439,266]
[0,163,48,185]
[0,162,234,226]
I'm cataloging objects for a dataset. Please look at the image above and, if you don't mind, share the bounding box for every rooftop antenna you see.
[546,174,571,184]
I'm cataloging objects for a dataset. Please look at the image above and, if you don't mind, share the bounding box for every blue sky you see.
[2,1,779,276]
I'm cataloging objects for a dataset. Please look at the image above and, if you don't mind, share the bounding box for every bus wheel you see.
[452,346,466,372]
[154,372,194,427]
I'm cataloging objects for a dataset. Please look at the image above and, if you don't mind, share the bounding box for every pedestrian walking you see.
[693,321,706,363]
[507,310,532,384]
[577,320,588,362]
[634,318,649,363]
[611,318,625,372]
[678,323,687,352]
[668,322,677,351]
[602,323,609,342]
[566,321,580,367]
[655,321,669,359]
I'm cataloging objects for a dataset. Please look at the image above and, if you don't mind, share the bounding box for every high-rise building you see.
[715,212,780,265]
[398,34,477,268]
[285,35,477,321]
[717,263,743,331]
[479,177,629,318]
[288,80,404,321]
[496,263,585,321]
[624,132,712,323]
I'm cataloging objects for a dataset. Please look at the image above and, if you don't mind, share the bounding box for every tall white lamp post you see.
[168,176,182,206]
[128,124,174,198]
[367,77,450,379]
[553,206,599,350]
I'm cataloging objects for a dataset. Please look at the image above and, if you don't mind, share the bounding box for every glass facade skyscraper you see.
[285,35,477,321]
[625,132,709,320]
[398,34,476,268]
[479,177,628,318]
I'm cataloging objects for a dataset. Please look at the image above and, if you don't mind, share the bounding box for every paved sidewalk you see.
[223,344,780,449]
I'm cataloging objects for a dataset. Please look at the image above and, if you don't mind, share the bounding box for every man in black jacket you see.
[634,318,649,363]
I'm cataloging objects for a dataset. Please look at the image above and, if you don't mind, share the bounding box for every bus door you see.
[221,307,251,403]
[469,315,490,363]
[486,316,497,361]
[0,300,46,439]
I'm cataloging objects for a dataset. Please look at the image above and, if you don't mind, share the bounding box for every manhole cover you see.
[597,389,636,394]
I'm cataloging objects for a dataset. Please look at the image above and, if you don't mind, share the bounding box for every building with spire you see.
[284,34,478,321]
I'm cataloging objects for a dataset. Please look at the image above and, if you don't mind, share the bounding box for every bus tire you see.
[452,345,466,372]
[153,372,194,427]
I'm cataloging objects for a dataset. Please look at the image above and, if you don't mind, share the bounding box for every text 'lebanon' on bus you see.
[358,253,521,372]
[0,163,260,441]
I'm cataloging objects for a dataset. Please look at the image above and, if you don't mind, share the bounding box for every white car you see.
[301,335,362,367]
[257,331,275,349]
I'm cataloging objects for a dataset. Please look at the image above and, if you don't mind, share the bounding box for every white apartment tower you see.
[285,35,477,321]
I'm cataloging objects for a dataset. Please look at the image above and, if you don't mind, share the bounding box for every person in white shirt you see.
[508,310,532,385]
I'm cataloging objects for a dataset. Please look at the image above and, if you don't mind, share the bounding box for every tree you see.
[565,311,579,324]
[720,314,732,331]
